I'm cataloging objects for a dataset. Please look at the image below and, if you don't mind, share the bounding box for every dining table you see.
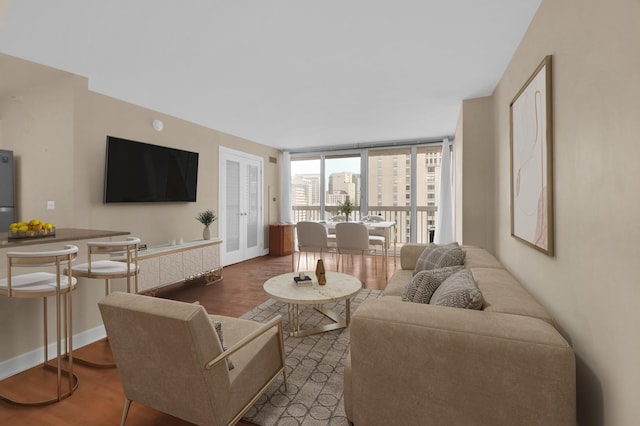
[290,220,397,280]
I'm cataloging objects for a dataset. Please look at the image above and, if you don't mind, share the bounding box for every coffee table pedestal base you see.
[287,300,352,338]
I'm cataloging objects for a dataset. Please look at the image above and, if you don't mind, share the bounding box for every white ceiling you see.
[0,1,540,151]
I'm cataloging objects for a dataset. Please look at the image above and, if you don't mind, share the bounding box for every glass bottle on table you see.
[315,259,326,285]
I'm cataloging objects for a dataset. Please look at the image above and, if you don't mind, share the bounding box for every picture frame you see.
[509,55,554,256]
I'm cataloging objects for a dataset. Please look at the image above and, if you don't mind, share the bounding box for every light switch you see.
[47,201,55,210]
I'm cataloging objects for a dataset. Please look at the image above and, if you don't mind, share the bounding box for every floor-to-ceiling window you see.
[290,157,322,222]
[367,147,412,242]
[416,145,441,243]
[325,154,361,220]
[290,141,444,244]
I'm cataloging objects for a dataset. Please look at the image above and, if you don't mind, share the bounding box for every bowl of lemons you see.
[8,219,56,239]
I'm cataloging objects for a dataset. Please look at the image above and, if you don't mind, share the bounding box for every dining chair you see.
[295,222,335,271]
[335,222,377,275]
[362,215,387,258]
[0,244,80,405]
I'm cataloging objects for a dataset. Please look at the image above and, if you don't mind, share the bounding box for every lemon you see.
[18,225,28,232]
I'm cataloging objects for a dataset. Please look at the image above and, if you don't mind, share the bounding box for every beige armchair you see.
[98,292,287,426]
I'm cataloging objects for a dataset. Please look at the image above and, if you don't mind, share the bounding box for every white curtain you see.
[279,151,293,223]
[434,138,454,243]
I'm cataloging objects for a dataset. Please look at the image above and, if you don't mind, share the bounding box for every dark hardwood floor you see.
[0,252,397,425]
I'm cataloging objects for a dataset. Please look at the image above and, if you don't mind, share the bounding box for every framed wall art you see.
[510,55,554,256]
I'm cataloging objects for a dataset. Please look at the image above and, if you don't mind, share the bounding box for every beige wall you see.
[454,97,495,250]
[459,0,640,424]
[0,56,281,365]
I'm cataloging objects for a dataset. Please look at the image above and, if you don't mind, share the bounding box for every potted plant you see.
[196,209,217,240]
[337,198,354,222]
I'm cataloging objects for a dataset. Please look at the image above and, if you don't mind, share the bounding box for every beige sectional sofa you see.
[344,244,575,426]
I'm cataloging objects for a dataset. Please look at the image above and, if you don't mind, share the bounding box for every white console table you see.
[132,239,223,293]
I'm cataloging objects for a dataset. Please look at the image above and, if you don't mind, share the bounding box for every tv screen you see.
[104,136,199,203]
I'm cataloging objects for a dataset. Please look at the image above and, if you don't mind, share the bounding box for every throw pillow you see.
[429,268,484,310]
[413,242,466,275]
[402,265,464,303]
[212,320,235,370]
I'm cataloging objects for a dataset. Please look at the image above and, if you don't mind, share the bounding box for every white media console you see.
[132,239,223,293]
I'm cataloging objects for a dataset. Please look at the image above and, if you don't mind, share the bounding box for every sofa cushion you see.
[429,268,484,310]
[471,268,554,324]
[383,269,415,297]
[414,243,466,275]
[402,265,463,303]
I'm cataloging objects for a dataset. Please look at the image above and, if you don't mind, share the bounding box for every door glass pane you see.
[226,160,240,252]
[290,157,321,222]
[416,145,442,243]
[246,163,259,249]
[325,154,360,220]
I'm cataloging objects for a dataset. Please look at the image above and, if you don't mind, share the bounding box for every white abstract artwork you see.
[510,56,554,256]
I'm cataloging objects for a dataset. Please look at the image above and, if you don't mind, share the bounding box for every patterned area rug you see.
[240,289,382,426]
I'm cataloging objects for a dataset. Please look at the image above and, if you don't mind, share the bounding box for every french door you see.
[219,147,263,265]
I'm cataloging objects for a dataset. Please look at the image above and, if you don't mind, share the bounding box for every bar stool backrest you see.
[4,244,78,298]
[86,237,140,274]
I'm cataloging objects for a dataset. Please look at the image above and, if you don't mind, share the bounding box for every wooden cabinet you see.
[132,239,223,293]
[269,224,293,256]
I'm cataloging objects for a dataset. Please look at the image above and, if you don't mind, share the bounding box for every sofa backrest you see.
[396,244,554,325]
[399,244,426,270]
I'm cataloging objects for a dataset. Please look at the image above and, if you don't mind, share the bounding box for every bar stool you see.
[68,237,141,295]
[65,237,140,368]
[0,244,79,405]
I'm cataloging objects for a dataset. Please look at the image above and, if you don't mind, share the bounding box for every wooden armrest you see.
[205,315,283,369]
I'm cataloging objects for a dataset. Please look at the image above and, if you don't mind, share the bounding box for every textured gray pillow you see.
[212,320,235,370]
[429,268,484,310]
[413,242,466,275]
[402,265,464,303]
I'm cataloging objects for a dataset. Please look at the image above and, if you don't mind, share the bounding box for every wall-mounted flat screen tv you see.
[104,136,199,203]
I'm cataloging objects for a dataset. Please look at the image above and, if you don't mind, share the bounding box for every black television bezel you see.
[103,136,199,204]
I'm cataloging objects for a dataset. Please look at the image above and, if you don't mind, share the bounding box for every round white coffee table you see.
[263,271,362,337]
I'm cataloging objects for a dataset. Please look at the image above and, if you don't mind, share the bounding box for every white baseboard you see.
[0,325,106,380]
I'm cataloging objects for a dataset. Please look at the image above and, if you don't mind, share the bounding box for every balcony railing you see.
[292,205,437,246]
